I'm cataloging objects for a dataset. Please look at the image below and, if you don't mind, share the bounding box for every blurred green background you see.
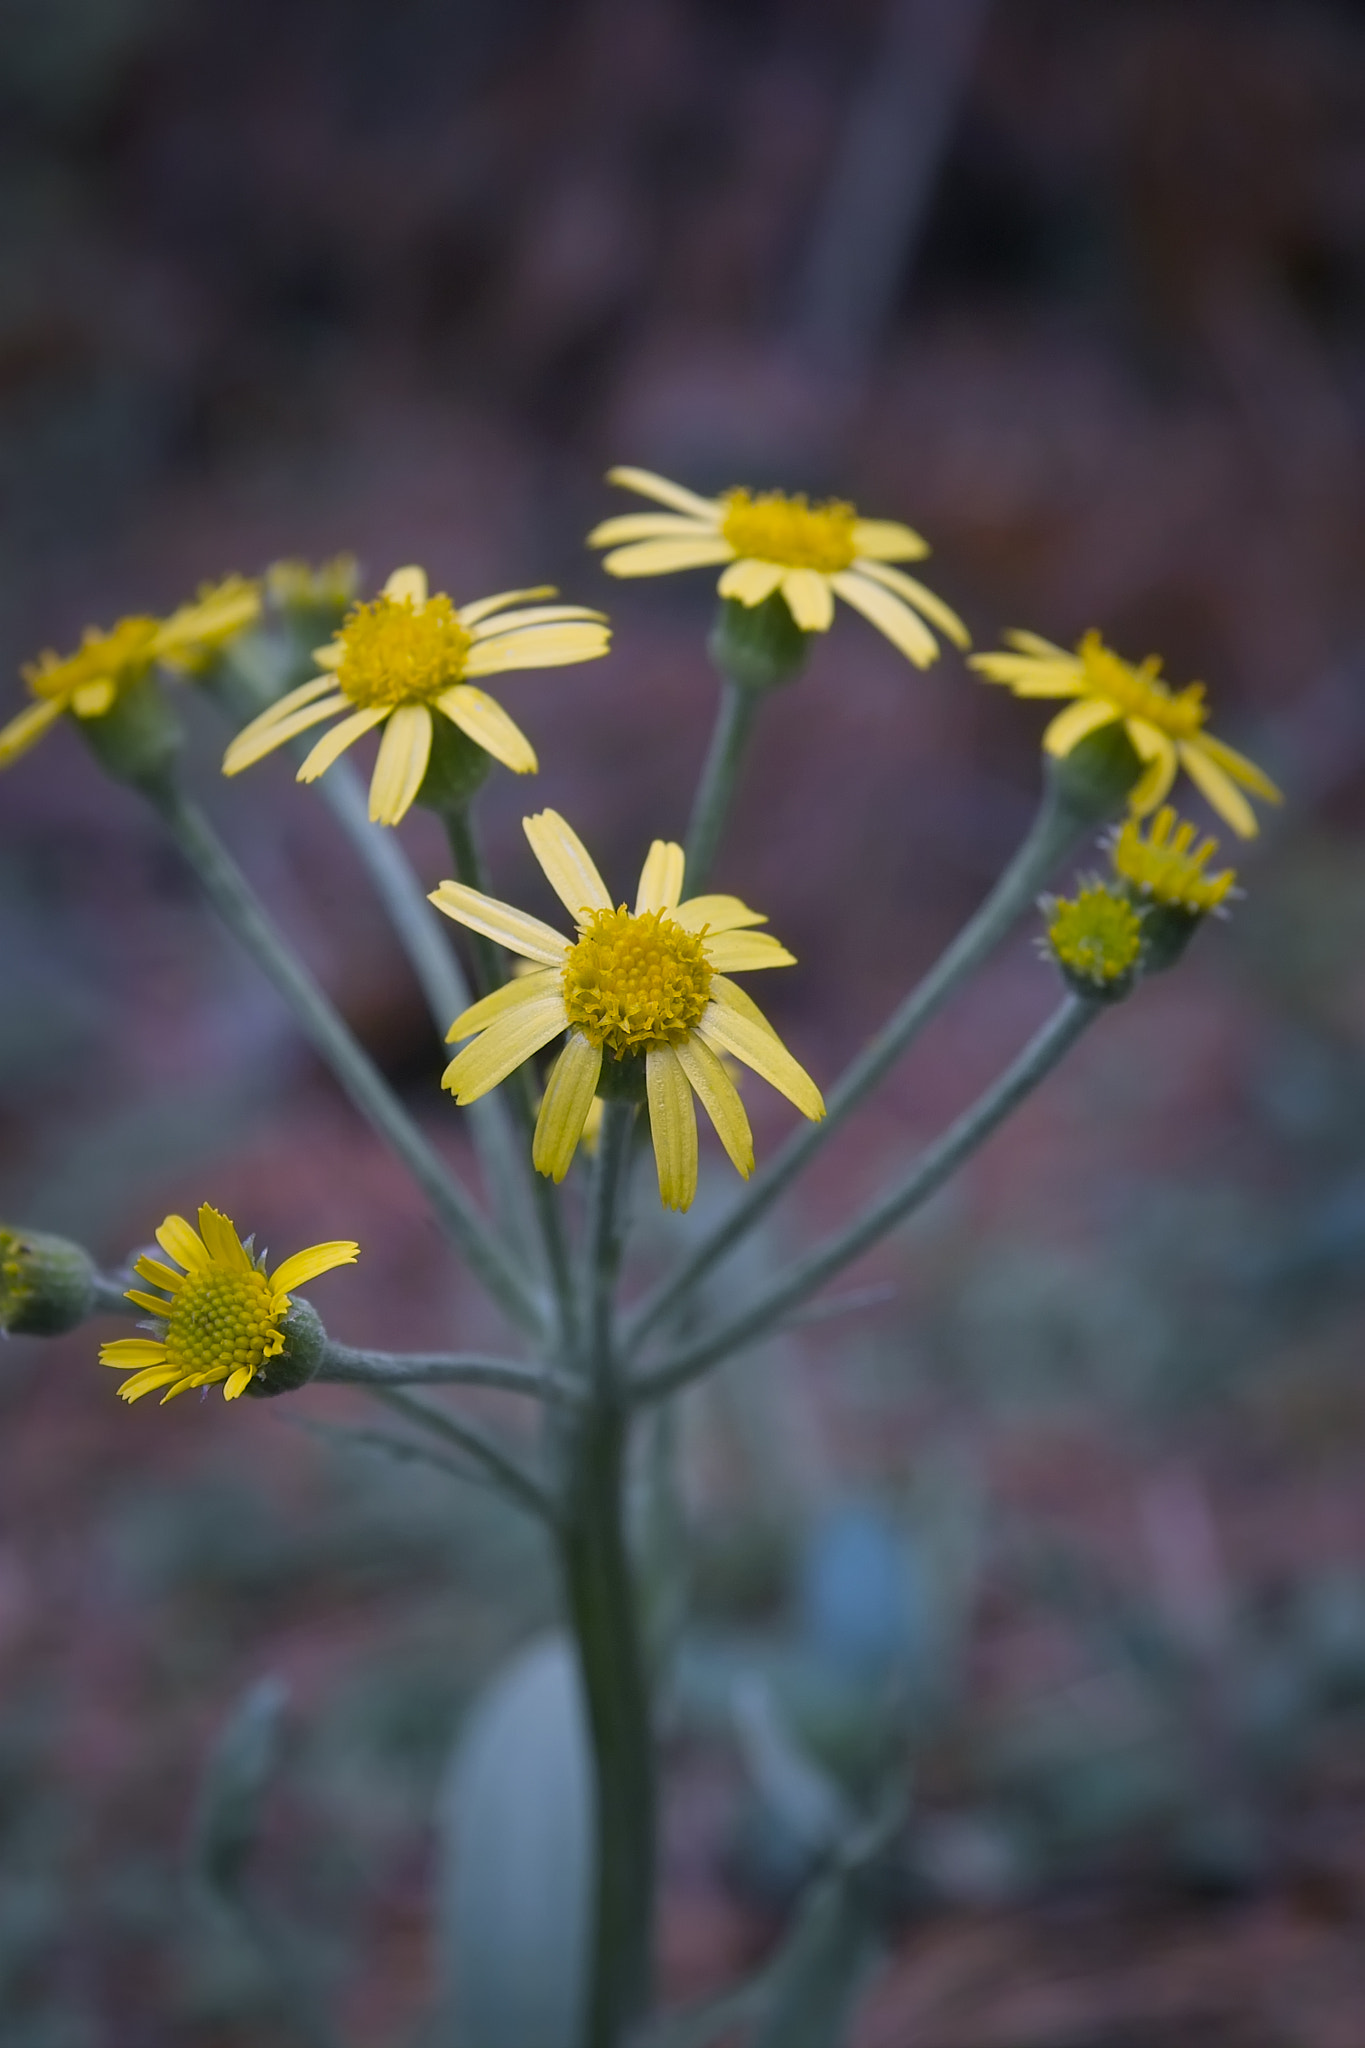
[2,2,1365,2042]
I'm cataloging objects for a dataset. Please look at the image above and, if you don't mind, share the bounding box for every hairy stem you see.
[634,995,1099,1401]
[318,1342,579,1403]
[683,676,761,895]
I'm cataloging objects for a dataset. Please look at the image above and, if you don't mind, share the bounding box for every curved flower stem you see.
[633,995,1100,1403]
[144,780,544,1340]
[318,1342,581,1405]
[683,675,761,896]
[628,781,1090,1352]
[367,1385,559,1525]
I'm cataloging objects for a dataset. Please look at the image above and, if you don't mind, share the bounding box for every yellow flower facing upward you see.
[100,1205,358,1405]
[587,467,969,668]
[1111,806,1237,916]
[154,575,263,672]
[1044,883,1144,992]
[222,566,611,826]
[970,629,1281,838]
[430,810,825,1210]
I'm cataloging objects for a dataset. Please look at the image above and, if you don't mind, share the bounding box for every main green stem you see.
[683,676,761,895]
[144,779,543,1339]
[561,1101,654,2048]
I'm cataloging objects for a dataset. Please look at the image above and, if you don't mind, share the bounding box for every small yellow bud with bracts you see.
[1042,883,1144,1001]
[100,1205,357,1406]
[1111,806,1237,915]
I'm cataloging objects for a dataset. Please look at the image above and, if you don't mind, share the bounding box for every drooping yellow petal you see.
[457,586,557,628]
[383,565,428,606]
[524,809,612,918]
[428,881,570,964]
[781,568,835,631]
[589,512,715,547]
[132,1255,186,1294]
[672,894,767,935]
[222,693,349,774]
[600,538,736,578]
[101,1338,172,1368]
[852,562,970,648]
[269,1240,361,1294]
[532,1032,602,1182]
[438,686,537,774]
[674,1036,753,1178]
[1125,719,1179,814]
[368,704,433,824]
[646,1045,699,1211]
[829,571,938,667]
[156,1213,209,1272]
[1042,696,1119,757]
[635,839,686,915]
[1194,732,1282,804]
[224,1365,255,1399]
[0,696,64,767]
[469,604,607,641]
[718,558,786,606]
[462,623,610,674]
[1178,741,1258,838]
[117,1364,188,1402]
[604,465,723,521]
[849,518,929,561]
[196,1204,252,1271]
[702,930,797,972]
[447,969,562,1043]
[441,997,569,1102]
[698,977,825,1121]
[295,706,388,782]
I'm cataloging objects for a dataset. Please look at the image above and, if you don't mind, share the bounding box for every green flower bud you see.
[708,592,810,693]
[0,1226,97,1336]
[243,1297,327,1398]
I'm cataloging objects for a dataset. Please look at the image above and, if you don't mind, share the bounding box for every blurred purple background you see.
[3,3,1365,2042]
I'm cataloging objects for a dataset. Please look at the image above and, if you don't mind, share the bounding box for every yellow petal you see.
[438,686,537,774]
[368,704,433,824]
[447,969,562,1042]
[718,558,786,605]
[295,705,388,783]
[72,678,116,717]
[441,996,569,1102]
[462,623,610,674]
[829,572,938,667]
[457,586,557,628]
[1007,628,1073,659]
[605,465,722,520]
[100,1339,171,1368]
[223,693,349,775]
[224,1365,255,1399]
[849,518,929,561]
[674,1036,753,1178]
[672,893,767,935]
[269,1239,360,1294]
[600,538,736,578]
[1042,697,1120,757]
[196,1204,251,1271]
[156,1213,209,1272]
[703,930,796,972]
[588,513,714,547]
[241,671,340,727]
[124,1288,174,1316]
[698,977,824,1121]
[383,565,428,606]
[1126,719,1179,813]
[524,809,612,917]
[469,604,607,640]
[313,642,343,669]
[851,562,970,649]
[117,1365,187,1402]
[0,696,64,768]
[646,1045,698,1211]
[635,839,686,915]
[532,1032,602,1182]
[1178,742,1258,839]
[781,568,835,631]
[1194,733,1282,804]
[969,652,1083,697]
[428,881,570,964]
[132,1256,186,1294]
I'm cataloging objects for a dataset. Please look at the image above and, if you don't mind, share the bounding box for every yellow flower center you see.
[562,907,713,1058]
[1112,808,1235,914]
[162,1265,282,1380]
[1047,885,1143,985]
[1078,632,1206,740]
[720,490,858,573]
[334,594,472,708]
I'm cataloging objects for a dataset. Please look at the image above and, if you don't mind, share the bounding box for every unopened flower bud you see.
[0,1226,97,1336]
[1041,882,1143,1002]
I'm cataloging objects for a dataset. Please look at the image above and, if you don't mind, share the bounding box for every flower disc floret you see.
[1046,884,1143,988]
[1111,806,1236,914]
[563,907,713,1058]
[162,1264,282,1379]
[719,490,858,573]
[334,593,474,707]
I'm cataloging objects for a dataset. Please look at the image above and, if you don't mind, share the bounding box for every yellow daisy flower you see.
[1111,806,1237,915]
[100,1204,358,1405]
[0,614,162,768]
[154,575,263,672]
[587,466,968,668]
[221,566,611,826]
[430,810,825,1211]
[970,629,1281,838]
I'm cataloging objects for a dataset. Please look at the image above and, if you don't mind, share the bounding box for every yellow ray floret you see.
[587,466,968,669]
[222,566,611,826]
[1111,806,1237,915]
[100,1204,358,1406]
[971,628,1281,838]
[429,809,823,1211]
